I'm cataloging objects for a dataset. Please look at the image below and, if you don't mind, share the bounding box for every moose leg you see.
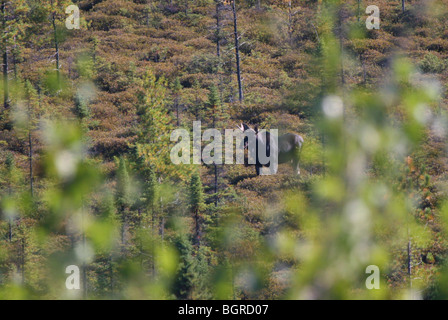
[292,149,301,175]
[292,159,300,175]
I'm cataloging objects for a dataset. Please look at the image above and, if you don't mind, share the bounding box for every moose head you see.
[237,122,304,176]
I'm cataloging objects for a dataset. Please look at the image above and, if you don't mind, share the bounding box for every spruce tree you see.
[188,172,205,246]
[115,157,133,248]
[172,233,196,299]
[171,77,182,127]
[0,0,29,128]
[135,70,172,177]
[206,85,223,206]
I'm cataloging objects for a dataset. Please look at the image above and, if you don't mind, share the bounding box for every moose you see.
[238,123,304,176]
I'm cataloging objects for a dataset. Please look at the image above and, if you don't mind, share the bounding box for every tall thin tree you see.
[51,1,61,90]
[23,81,37,197]
[189,172,205,246]
[215,0,222,58]
[231,0,243,103]
[1,0,9,110]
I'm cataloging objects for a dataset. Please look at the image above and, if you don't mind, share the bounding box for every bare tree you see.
[357,0,361,21]
[215,0,222,58]
[286,0,300,48]
[50,0,61,90]
[231,0,243,103]
[1,0,9,110]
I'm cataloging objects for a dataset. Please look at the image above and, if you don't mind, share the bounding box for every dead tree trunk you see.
[12,37,18,80]
[288,1,293,47]
[52,12,61,90]
[231,0,243,103]
[338,8,345,88]
[2,0,9,110]
[215,1,225,107]
[7,161,12,241]
[407,237,412,288]
[214,164,218,206]
[216,1,221,58]
[357,0,361,22]
[3,50,8,108]
[21,236,25,284]
[8,219,12,241]
[82,232,88,299]
[145,0,151,26]
[28,111,33,197]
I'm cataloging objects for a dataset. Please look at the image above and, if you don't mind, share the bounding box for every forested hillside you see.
[0,0,448,299]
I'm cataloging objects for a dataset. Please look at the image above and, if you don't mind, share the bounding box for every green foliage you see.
[419,53,447,74]
[76,53,95,79]
[189,172,205,214]
[207,84,220,109]
[188,53,220,74]
[134,70,173,176]
[74,96,90,120]
[1,0,448,301]
[172,234,211,299]
[115,156,134,210]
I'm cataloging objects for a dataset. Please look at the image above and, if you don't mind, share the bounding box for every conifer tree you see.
[138,158,159,250]
[206,85,222,206]
[115,157,133,247]
[207,85,220,128]
[190,79,204,120]
[172,233,211,299]
[188,172,205,246]
[172,233,196,299]
[0,0,29,127]
[135,70,173,177]
[50,0,66,89]
[44,0,73,90]
[171,77,182,127]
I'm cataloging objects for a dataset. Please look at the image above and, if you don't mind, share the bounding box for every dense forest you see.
[0,0,448,299]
